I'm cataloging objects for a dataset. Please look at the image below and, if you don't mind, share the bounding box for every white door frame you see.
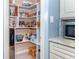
[40,0,49,59]
[4,0,9,59]
[4,0,49,59]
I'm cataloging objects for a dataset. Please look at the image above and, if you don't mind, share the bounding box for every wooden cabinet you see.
[60,0,75,19]
[50,42,75,59]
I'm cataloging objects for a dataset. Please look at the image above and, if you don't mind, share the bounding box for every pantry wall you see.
[9,0,40,59]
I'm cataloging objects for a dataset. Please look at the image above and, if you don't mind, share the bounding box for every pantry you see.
[9,0,40,59]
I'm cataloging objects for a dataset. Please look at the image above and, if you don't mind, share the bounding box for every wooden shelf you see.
[9,27,38,29]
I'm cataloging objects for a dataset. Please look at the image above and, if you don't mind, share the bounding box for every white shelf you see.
[32,2,40,7]
[19,16,39,19]
[19,6,31,9]
[9,27,14,29]
[9,16,18,18]
[16,40,30,44]
[19,2,40,9]
[15,27,37,29]
[30,40,40,45]
[19,15,40,19]
[19,5,36,9]
[9,4,17,7]
[9,27,38,29]
[16,39,40,45]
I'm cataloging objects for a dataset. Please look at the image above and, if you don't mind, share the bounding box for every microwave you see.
[63,22,75,39]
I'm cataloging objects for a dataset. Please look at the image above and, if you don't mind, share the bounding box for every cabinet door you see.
[50,42,75,53]
[64,0,75,17]
[60,0,75,18]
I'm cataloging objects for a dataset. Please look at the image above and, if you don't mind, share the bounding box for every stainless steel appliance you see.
[64,22,75,39]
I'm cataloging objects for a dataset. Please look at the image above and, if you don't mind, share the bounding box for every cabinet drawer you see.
[50,50,74,59]
[50,42,75,53]
[50,53,64,59]
[50,46,74,57]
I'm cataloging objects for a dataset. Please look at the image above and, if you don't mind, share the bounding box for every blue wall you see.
[48,0,60,38]
[40,0,60,59]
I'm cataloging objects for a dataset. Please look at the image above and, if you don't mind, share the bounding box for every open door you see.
[9,0,40,59]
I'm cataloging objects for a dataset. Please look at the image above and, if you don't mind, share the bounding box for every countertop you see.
[49,38,75,48]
